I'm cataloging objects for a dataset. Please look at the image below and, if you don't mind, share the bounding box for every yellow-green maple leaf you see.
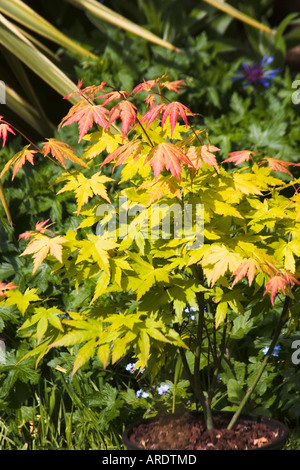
[5,288,41,315]
[201,244,243,286]
[82,128,122,159]
[57,172,113,213]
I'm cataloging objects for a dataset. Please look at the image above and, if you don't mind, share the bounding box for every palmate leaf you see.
[201,244,244,286]
[161,102,194,136]
[223,150,256,165]
[187,145,220,173]
[5,287,41,315]
[57,171,113,213]
[21,233,66,274]
[101,139,144,170]
[145,143,193,181]
[82,128,122,159]
[0,144,37,180]
[231,258,259,287]
[263,270,300,305]
[42,138,89,168]
[105,100,137,140]
[0,116,16,146]
[59,102,109,142]
[262,157,294,176]
[141,101,194,137]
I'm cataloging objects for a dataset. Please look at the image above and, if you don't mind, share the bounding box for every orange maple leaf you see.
[0,282,17,296]
[42,139,89,168]
[161,80,185,93]
[21,234,66,274]
[19,219,54,241]
[145,143,193,181]
[64,80,107,100]
[223,150,256,165]
[101,140,144,170]
[262,157,294,176]
[187,145,220,172]
[59,102,109,141]
[231,258,259,287]
[0,117,16,147]
[105,100,137,140]
[0,145,37,180]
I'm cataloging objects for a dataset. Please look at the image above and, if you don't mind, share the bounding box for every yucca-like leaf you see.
[66,0,180,51]
[0,15,80,105]
[202,0,275,34]
[0,0,97,59]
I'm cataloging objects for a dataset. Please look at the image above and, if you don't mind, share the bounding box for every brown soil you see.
[127,412,285,450]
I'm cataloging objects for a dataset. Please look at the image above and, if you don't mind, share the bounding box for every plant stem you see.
[193,265,214,431]
[227,296,291,430]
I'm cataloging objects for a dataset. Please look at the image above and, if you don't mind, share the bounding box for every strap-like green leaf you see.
[0,0,97,58]
[0,16,80,104]
[202,0,275,34]
[66,0,180,51]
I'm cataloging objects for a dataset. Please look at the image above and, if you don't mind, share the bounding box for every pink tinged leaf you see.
[263,275,288,305]
[18,230,33,241]
[63,79,83,100]
[161,102,194,136]
[223,150,256,165]
[101,140,143,169]
[19,219,53,241]
[161,80,185,93]
[144,94,156,108]
[0,118,16,147]
[200,145,220,172]
[0,282,17,296]
[146,143,193,181]
[263,270,300,305]
[140,103,166,128]
[131,79,157,95]
[60,104,109,142]
[105,101,137,140]
[12,148,37,180]
[96,90,129,105]
[187,145,220,172]
[232,258,258,287]
[263,157,294,176]
[64,81,107,100]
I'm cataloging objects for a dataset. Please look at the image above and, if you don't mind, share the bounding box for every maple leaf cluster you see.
[56,76,200,182]
[1,75,300,316]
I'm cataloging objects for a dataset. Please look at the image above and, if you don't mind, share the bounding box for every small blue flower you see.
[233,55,280,87]
[136,389,150,398]
[262,345,281,357]
[157,383,170,395]
[126,362,145,373]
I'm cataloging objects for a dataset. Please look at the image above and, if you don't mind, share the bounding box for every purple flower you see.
[233,55,279,87]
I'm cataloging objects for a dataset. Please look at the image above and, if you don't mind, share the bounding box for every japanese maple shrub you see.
[1,75,300,431]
